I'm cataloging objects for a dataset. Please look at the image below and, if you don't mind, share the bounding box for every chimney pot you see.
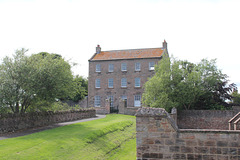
[96,45,101,54]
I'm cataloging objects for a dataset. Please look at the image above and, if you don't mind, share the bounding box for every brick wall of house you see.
[177,109,240,130]
[88,57,161,111]
[0,109,96,134]
[136,107,240,160]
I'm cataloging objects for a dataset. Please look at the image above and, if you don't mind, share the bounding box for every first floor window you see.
[149,62,155,70]
[108,78,113,88]
[121,78,127,87]
[107,95,114,107]
[135,77,141,87]
[95,79,100,88]
[134,95,141,107]
[94,96,101,107]
[96,64,101,72]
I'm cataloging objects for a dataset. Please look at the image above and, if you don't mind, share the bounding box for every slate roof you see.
[90,47,165,61]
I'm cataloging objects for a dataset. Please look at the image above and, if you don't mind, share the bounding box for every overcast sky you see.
[0,0,239,88]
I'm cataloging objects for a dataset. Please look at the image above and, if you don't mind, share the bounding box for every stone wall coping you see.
[179,129,240,134]
[135,107,168,116]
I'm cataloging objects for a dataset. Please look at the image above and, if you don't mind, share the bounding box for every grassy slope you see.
[0,114,136,160]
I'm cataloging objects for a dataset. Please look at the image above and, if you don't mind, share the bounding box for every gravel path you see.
[0,114,106,140]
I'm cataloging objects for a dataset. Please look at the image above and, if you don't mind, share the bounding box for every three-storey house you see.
[88,40,168,114]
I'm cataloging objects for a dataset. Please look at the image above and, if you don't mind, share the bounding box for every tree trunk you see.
[15,102,19,114]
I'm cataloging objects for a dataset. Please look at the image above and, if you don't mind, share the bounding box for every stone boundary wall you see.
[136,108,240,160]
[123,107,139,115]
[177,109,240,130]
[95,107,109,114]
[118,99,139,115]
[0,109,96,134]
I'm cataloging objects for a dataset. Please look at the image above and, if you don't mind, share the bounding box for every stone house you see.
[88,41,168,114]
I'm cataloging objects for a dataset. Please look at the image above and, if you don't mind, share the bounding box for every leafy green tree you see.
[142,54,174,111]
[193,59,236,109]
[231,90,240,105]
[0,49,75,114]
[142,54,236,111]
[71,75,88,102]
[170,60,204,110]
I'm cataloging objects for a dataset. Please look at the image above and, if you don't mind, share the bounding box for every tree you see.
[142,54,236,111]
[0,49,75,114]
[67,75,88,102]
[192,59,236,109]
[231,90,240,105]
[142,54,174,111]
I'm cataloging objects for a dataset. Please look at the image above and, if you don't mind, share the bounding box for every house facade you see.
[88,41,168,114]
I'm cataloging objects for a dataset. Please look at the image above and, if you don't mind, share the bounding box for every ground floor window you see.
[94,96,101,107]
[134,95,141,107]
[135,77,141,87]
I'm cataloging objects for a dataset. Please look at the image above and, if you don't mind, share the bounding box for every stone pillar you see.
[105,99,110,114]
[136,107,178,160]
[118,98,125,114]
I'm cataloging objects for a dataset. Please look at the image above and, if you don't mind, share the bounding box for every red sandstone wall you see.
[136,108,240,160]
[177,110,239,130]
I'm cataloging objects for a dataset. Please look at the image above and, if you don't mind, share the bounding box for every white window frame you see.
[94,96,101,107]
[134,95,141,107]
[135,62,141,71]
[107,95,114,107]
[108,78,113,88]
[149,62,155,70]
[95,79,100,88]
[96,64,101,72]
[108,64,114,72]
[135,77,141,87]
[121,78,127,88]
[121,63,127,71]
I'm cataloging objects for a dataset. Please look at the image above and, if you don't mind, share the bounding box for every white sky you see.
[0,0,240,88]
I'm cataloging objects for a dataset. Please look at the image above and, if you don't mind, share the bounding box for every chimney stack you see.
[162,40,167,49]
[96,45,101,54]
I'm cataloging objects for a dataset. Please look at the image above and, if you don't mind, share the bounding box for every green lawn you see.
[0,114,136,160]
